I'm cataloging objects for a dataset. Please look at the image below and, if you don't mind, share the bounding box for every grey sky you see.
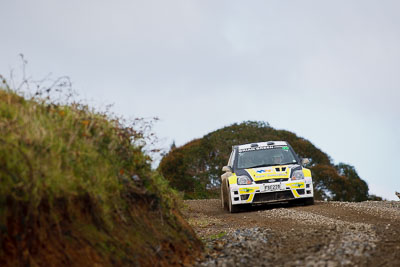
[1,0,399,200]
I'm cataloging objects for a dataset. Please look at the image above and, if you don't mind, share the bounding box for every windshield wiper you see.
[247,164,272,168]
[280,162,298,165]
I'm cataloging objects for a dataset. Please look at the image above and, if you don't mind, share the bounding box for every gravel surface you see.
[184,199,400,267]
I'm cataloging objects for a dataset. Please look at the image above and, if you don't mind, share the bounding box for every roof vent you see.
[250,143,259,147]
[267,141,274,145]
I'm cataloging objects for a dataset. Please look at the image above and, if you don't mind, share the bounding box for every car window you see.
[237,147,297,169]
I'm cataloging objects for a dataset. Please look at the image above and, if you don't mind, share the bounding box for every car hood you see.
[244,165,301,181]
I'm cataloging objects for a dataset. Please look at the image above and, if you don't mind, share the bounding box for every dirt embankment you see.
[184,200,400,267]
[1,193,203,267]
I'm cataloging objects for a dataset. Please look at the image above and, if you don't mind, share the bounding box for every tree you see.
[170,140,176,150]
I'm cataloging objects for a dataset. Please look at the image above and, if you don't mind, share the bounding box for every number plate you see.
[263,183,284,192]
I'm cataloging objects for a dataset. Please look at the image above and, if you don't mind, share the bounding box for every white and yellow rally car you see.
[221,141,314,213]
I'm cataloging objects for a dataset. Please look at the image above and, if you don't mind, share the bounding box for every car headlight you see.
[291,170,304,180]
[237,176,253,185]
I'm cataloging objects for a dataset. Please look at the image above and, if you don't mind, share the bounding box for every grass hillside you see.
[0,85,202,266]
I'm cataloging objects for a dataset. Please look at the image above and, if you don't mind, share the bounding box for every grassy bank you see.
[0,85,202,266]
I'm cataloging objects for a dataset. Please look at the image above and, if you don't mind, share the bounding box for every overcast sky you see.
[1,0,399,200]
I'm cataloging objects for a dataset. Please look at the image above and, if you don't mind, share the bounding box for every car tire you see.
[303,197,314,206]
[221,182,228,210]
[228,187,240,213]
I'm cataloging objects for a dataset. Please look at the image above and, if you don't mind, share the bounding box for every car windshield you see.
[236,146,298,169]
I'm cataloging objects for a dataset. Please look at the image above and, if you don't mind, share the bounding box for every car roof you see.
[235,141,288,150]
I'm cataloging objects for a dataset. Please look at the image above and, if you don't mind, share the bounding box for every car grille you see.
[253,190,294,203]
[255,178,289,184]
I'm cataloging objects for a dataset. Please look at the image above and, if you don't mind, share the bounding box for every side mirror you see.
[301,158,311,166]
[222,166,232,173]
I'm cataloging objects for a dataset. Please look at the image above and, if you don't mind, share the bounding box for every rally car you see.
[221,141,314,213]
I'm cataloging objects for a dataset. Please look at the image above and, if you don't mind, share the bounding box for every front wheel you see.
[221,182,228,211]
[228,188,240,213]
[303,197,314,206]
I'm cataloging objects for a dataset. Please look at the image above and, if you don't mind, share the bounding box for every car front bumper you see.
[229,177,314,205]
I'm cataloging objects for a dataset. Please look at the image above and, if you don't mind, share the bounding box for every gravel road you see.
[183,199,400,267]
